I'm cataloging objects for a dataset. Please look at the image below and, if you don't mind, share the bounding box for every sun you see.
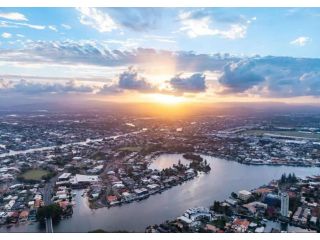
[148,94,187,105]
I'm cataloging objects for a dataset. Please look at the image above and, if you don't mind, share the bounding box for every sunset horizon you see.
[1,8,320,108]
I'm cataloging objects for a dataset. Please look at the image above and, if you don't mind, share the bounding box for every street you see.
[42,177,56,233]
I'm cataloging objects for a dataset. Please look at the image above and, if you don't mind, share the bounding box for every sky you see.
[0,7,320,106]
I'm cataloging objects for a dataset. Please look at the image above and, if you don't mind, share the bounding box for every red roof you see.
[233,218,250,229]
[11,211,19,217]
[107,195,118,202]
[19,211,29,218]
[59,201,69,209]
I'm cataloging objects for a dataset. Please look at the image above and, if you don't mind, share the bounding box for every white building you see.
[238,190,252,201]
[183,207,212,222]
[280,192,289,217]
[58,173,71,181]
[70,174,99,185]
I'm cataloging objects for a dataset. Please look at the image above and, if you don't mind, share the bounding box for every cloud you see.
[101,69,208,96]
[61,24,71,30]
[77,7,118,33]
[76,7,161,33]
[0,79,11,89]
[104,39,140,50]
[178,11,216,38]
[98,67,156,95]
[117,67,154,91]
[0,20,45,30]
[0,40,236,71]
[18,22,46,30]
[1,51,320,99]
[178,9,251,39]
[107,8,161,32]
[0,12,28,21]
[169,73,207,93]
[48,25,58,32]
[217,56,320,97]
[219,60,265,93]
[1,32,12,38]
[290,36,311,46]
[98,84,123,95]
[2,39,320,98]
[0,79,95,95]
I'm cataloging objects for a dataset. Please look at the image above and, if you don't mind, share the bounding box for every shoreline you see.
[2,155,320,233]
[88,153,210,210]
[85,151,318,212]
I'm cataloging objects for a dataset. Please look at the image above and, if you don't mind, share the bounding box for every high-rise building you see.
[280,192,289,217]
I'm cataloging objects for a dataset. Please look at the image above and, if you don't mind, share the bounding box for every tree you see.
[231,192,238,199]
[291,173,298,183]
[289,196,300,212]
[280,173,298,185]
[288,173,292,182]
[316,217,320,232]
[36,204,63,224]
[211,201,221,212]
[280,173,286,184]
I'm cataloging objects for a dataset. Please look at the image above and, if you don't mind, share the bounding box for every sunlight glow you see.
[148,94,187,104]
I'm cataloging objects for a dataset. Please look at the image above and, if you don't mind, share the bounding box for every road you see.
[42,178,55,233]
[0,130,143,158]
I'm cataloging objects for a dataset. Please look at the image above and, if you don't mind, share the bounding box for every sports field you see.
[244,130,320,140]
[118,146,142,152]
[21,169,50,181]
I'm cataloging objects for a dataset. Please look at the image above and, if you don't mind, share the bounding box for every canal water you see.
[1,154,319,233]
[149,154,190,170]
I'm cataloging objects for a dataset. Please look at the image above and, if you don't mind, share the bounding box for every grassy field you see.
[21,169,50,181]
[91,151,106,160]
[244,130,320,140]
[118,146,142,152]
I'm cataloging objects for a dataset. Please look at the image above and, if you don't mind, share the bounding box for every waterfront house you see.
[19,210,29,223]
[238,190,252,201]
[106,195,118,204]
[231,218,250,233]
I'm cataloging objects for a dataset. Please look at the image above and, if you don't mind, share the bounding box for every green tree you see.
[36,204,63,224]
[280,173,286,184]
[211,201,221,212]
[231,192,238,199]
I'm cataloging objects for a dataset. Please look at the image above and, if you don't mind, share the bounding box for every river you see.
[1,154,319,233]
